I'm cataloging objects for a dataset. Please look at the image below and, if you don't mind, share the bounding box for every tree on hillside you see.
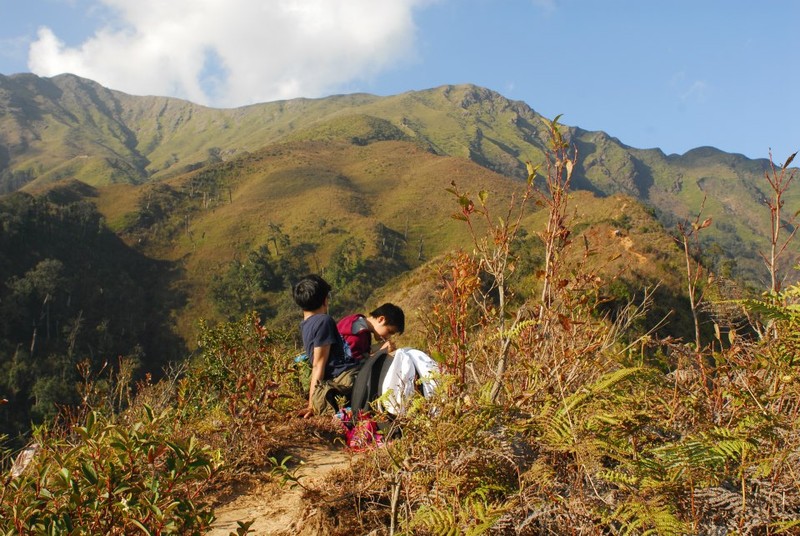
[0,192,186,442]
[210,260,263,320]
[761,151,799,296]
[3,259,69,355]
[675,196,712,351]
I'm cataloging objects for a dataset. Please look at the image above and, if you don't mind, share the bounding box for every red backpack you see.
[337,313,371,361]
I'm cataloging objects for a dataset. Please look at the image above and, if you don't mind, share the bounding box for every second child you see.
[338,303,405,361]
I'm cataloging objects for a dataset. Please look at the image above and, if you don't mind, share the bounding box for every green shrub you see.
[178,312,304,469]
[0,407,220,535]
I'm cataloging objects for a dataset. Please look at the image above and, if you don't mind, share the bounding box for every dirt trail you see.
[207,445,352,536]
[620,235,647,264]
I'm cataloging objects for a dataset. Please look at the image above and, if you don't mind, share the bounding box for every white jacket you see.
[381,348,439,415]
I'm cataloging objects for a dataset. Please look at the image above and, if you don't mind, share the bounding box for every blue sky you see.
[0,0,798,161]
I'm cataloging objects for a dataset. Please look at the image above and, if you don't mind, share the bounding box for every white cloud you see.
[669,72,709,104]
[681,80,708,103]
[530,0,556,14]
[27,0,429,108]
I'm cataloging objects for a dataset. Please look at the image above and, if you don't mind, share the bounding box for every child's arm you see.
[298,344,330,418]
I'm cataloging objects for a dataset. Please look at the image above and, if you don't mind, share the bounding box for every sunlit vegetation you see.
[318,122,800,534]
[2,74,800,533]
[3,118,799,534]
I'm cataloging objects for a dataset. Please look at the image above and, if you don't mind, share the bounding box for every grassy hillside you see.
[13,100,746,349]
[92,134,525,340]
[2,73,795,289]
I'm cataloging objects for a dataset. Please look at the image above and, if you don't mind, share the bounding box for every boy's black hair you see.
[370,303,405,334]
[293,274,331,311]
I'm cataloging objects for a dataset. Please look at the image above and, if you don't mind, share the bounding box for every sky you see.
[0,0,798,162]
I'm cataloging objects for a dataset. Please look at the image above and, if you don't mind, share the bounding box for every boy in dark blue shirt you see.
[292,274,358,417]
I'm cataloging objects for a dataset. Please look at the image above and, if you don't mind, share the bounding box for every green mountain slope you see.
[0,77,752,439]
[1,72,797,287]
[79,129,691,345]
[99,136,525,337]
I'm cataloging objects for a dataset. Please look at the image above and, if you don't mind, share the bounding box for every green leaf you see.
[130,519,153,535]
[58,467,71,486]
[81,462,98,485]
[86,411,97,433]
[144,404,155,423]
[150,502,164,520]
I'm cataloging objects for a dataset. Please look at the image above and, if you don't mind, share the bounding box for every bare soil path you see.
[206,444,352,536]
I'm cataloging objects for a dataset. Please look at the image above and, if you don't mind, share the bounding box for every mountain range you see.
[1,72,796,346]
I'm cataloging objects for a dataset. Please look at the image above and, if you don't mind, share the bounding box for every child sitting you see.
[337,303,405,361]
[292,274,359,418]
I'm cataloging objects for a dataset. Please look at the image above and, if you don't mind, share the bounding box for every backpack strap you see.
[350,349,389,416]
[377,351,394,398]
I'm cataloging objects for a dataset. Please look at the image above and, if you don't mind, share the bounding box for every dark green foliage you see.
[209,229,410,328]
[326,236,367,292]
[0,407,219,535]
[210,259,265,320]
[324,235,411,316]
[0,192,186,443]
[130,183,183,230]
[210,239,314,322]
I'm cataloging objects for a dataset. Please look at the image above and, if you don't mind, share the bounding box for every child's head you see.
[293,274,331,312]
[369,303,405,338]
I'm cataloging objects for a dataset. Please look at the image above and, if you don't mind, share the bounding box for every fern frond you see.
[540,411,575,447]
[712,438,754,460]
[700,426,759,463]
[597,468,638,488]
[609,497,689,536]
[773,518,800,534]
[737,298,792,321]
[488,319,540,343]
[463,495,506,535]
[654,439,725,472]
[561,366,645,414]
[410,505,458,536]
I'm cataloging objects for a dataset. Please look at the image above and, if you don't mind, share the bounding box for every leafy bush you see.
[0,407,220,535]
[178,312,305,470]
